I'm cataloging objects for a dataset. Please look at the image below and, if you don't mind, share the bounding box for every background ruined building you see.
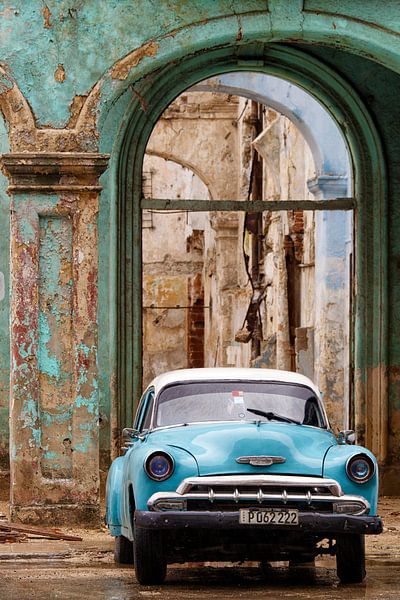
[142,89,350,439]
[0,1,399,524]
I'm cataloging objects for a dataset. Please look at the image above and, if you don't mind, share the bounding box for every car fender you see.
[128,442,199,511]
[323,444,379,515]
[105,455,126,536]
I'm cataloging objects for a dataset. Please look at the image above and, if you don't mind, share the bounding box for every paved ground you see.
[0,497,398,600]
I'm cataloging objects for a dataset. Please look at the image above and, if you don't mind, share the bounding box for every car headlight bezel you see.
[145,451,174,481]
[346,453,375,484]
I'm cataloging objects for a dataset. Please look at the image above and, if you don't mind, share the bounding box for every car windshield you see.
[155,380,326,428]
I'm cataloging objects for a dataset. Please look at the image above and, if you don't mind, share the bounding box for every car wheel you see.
[336,533,366,583]
[134,526,167,585]
[114,534,134,564]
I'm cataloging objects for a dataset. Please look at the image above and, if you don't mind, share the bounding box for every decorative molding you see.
[307,175,349,200]
[0,153,110,193]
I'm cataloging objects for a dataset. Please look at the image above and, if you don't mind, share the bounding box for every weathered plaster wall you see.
[0,0,399,519]
[0,117,10,494]
[142,92,240,383]
[0,1,264,127]
[9,186,101,522]
[257,114,316,369]
[142,154,209,387]
[1,0,400,133]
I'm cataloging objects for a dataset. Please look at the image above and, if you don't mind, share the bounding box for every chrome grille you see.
[176,475,342,504]
[147,474,370,516]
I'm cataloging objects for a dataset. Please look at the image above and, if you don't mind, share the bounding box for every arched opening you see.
[139,77,352,434]
[110,43,385,470]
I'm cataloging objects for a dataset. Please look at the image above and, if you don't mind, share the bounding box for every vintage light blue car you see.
[106,368,382,585]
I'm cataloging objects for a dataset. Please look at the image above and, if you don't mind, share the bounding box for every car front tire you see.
[134,526,167,585]
[336,533,366,583]
[114,534,134,564]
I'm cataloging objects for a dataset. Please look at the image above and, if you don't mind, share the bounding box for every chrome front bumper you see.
[135,509,383,535]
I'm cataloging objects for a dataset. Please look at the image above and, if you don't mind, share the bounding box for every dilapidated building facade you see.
[0,1,399,524]
[142,84,351,438]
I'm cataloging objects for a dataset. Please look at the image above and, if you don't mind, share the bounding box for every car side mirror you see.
[121,427,140,453]
[122,427,139,440]
[337,430,356,445]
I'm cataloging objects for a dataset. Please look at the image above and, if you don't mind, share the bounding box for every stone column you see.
[209,213,241,366]
[1,153,109,525]
[308,175,351,431]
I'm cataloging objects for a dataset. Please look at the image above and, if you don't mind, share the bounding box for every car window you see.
[155,381,326,428]
[141,391,155,431]
[134,388,155,431]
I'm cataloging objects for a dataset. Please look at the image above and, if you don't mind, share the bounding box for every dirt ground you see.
[0,497,398,599]
[1,496,399,558]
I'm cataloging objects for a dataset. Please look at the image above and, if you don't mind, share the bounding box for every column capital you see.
[211,212,240,233]
[307,175,348,200]
[0,152,109,193]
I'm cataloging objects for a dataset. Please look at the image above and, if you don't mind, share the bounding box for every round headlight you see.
[346,454,375,483]
[145,452,174,481]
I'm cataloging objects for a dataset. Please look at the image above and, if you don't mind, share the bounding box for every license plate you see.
[239,508,299,525]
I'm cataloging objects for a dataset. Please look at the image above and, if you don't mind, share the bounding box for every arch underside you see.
[192,72,350,181]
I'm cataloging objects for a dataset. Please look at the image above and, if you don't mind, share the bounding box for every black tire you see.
[114,535,134,565]
[134,526,167,585]
[336,533,366,583]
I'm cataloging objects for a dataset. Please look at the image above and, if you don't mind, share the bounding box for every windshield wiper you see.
[246,408,301,425]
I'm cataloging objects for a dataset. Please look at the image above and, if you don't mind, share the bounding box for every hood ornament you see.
[236,456,286,467]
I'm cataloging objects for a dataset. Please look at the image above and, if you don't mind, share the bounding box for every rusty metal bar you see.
[141,197,356,212]
[143,305,211,309]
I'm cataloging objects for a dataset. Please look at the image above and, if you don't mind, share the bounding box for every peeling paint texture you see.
[111,41,159,80]
[0,0,399,522]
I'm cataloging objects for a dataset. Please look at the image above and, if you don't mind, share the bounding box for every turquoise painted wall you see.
[0,117,9,472]
[0,0,262,127]
[0,0,400,488]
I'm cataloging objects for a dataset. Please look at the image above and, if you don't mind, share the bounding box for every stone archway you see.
[115,43,386,468]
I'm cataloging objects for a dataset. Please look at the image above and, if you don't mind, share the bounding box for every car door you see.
[121,387,155,537]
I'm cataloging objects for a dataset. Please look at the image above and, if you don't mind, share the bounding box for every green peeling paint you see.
[75,395,97,415]
[0,116,10,470]
[38,312,61,379]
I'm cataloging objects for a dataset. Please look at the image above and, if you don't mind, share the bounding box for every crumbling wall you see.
[0,117,10,497]
[0,0,398,516]
[141,155,209,387]
[143,93,240,378]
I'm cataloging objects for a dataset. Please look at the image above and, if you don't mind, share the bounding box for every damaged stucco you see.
[0,0,399,522]
[2,156,108,524]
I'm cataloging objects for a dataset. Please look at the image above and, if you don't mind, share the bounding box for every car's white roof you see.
[148,367,321,397]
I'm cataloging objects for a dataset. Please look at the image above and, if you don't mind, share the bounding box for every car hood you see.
[147,422,337,477]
